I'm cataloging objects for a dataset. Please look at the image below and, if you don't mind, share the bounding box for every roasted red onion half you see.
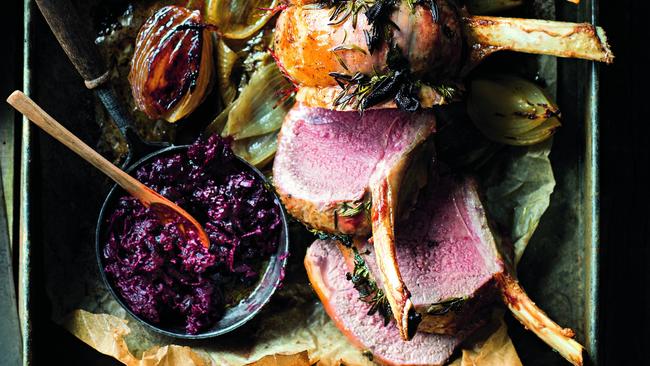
[129,6,214,122]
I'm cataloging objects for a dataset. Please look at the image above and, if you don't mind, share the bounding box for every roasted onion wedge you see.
[130,6,213,123]
[468,75,562,146]
[206,0,280,39]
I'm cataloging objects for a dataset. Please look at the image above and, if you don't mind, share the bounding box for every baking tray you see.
[18,0,601,365]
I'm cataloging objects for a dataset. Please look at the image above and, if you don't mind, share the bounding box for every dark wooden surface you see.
[1,0,648,365]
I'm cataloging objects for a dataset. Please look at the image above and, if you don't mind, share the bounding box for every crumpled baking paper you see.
[65,304,520,366]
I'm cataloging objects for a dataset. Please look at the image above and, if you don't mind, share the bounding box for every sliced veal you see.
[305,238,479,366]
[273,104,436,236]
[342,173,504,334]
[337,173,586,366]
[274,104,436,339]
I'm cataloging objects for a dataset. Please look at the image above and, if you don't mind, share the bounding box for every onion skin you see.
[467,75,561,146]
[130,6,213,122]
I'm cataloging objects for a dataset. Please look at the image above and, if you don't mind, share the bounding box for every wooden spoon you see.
[7,90,210,249]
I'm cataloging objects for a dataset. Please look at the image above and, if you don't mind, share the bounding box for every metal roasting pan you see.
[17,0,602,365]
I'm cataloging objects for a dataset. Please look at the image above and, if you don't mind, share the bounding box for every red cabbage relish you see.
[103,135,282,334]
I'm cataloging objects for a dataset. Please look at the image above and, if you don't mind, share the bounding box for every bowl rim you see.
[95,144,290,339]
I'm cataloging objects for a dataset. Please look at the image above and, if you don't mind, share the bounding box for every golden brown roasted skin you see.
[273,1,463,87]
[273,168,372,236]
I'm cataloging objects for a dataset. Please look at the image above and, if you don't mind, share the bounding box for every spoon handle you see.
[6,91,151,203]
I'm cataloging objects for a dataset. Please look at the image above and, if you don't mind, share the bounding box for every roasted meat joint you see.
[271,0,612,365]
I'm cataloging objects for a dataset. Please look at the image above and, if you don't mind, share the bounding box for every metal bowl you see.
[95,145,289,339]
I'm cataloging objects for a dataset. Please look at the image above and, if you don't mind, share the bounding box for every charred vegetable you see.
[129,6,214,122]
[206,0,280,40]
[206,61,294,167]
[216,38,240,106]
[467,75,561,146]
[222,62,294,139]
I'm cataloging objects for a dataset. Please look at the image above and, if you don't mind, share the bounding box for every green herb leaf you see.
[337,200,371,217]
[426,297,467,315]
[308,228,353,247]
[433,84,458,100]
[346,247,393,325]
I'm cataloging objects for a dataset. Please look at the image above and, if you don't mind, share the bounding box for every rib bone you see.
[496,272,585,366]
[369,169,417,340]
[464,15,614,72]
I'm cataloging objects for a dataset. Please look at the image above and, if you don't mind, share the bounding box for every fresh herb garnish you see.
[329,45,420,111]
[337,200,371,217]
[317,0,398,52]
[433,84,458,100]
[318,0,375,27]
[407,0,439,23]
[363,0,400,53]
[329,44,368,71]
[308,228,353,247]
[426,297,467,315]
[346,247,393,325]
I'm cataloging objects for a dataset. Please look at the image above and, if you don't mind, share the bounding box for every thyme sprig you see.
[337,200,371,217]
[347,248,393,325]
[426,297,467,316]
[308,228,353,247]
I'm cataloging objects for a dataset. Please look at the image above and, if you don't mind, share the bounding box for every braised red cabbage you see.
[103,135,281,334]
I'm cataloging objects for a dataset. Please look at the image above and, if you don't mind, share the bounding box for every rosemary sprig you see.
[346,248,393,325]
[329,44,368,72]
[363,0,400,53]
[433,85,458,100]
[318,0,375,27]
[426,297,467,316]
[317,0,398,52]
[329,45,420,111]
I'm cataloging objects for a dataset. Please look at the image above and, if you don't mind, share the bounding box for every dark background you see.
[598,0,650,364]
[1,0,648,365]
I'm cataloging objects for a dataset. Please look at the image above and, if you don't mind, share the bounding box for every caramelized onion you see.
[205,0,279,40]
[129,6,214,123]
[467,75,561,146]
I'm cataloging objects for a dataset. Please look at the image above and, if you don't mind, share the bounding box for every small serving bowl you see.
[95,145,289,339]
